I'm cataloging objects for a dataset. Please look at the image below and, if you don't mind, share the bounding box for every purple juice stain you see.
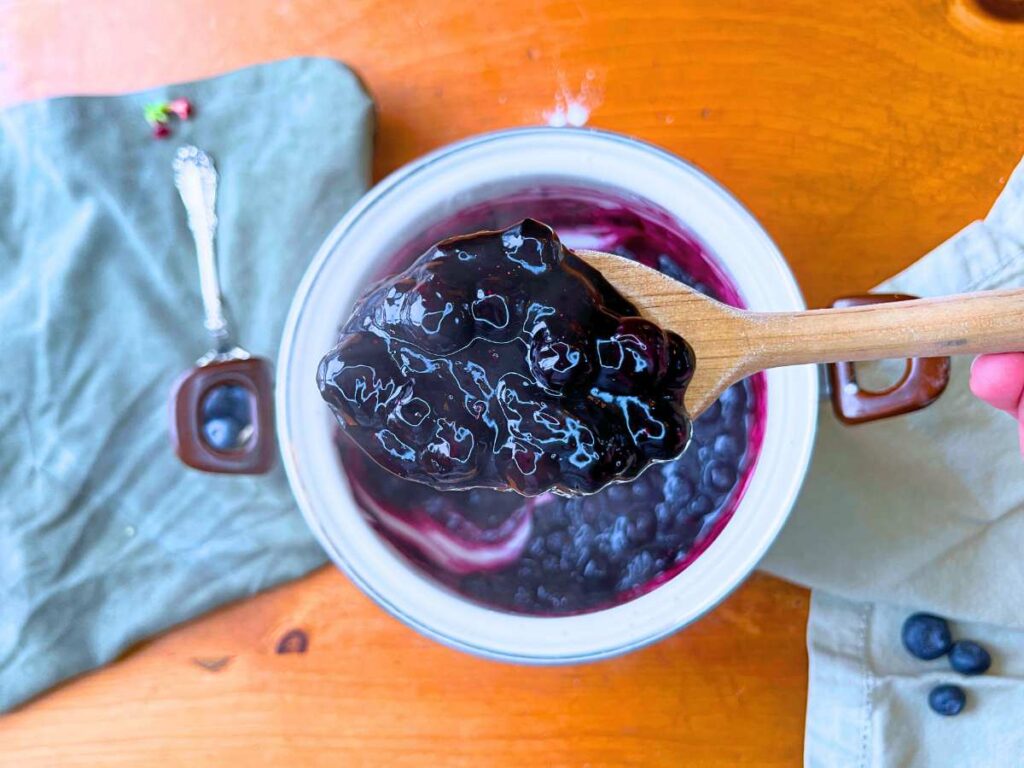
[328,188,766,616]
[276,629,309,654]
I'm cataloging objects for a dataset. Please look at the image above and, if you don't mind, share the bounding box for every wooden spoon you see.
[578,250,1024,418]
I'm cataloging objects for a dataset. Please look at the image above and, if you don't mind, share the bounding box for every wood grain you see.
[1,0,1023,764]
[0,569,808,767]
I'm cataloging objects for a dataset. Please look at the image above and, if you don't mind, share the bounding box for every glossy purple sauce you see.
[335,188,766,615]
[319,219,695,495]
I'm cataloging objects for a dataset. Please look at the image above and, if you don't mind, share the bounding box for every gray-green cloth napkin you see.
[0,57,373,711]
[763,156,1024,766]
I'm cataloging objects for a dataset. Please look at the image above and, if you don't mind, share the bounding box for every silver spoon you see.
[169,145,275,474]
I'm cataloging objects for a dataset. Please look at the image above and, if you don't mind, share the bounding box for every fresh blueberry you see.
[902,613,953,660]
[202,416,244,451]
[949,640,991,676]
[928,684,966,716]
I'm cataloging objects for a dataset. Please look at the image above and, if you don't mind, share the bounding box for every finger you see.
[969,353,1024,416]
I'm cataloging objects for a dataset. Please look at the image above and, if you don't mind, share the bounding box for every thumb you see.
[969,353,1024,416]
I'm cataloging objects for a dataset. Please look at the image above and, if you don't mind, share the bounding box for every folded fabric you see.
[806,593,1024,767]
[763,157,1024,765]
[0,57,374,711]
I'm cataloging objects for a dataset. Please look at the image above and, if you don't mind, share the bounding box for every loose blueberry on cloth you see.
[0,58,373,711]
[762,156,1024,767]
[949,640,992,676]
[902,613,953,660]
[900,613,992,715]
[929,684,967,717]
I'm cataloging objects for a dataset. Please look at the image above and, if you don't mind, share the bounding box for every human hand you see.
[969,353,1024,454]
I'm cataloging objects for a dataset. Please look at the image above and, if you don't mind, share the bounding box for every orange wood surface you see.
[1,1,1023,765]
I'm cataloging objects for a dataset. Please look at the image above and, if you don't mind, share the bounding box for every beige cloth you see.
[762,157,1024,765]
[804,593,1024,768]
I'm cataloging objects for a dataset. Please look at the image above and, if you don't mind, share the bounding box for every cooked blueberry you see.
[628,509,657,543]
[202,416,245,451]
[618,550,655,590]
[689,494,714,517]
[593,318,673,391]
[527,537,546,558]
[704,460,737,492]
[545,531,568,555]
[606,484,632,502]
[949,640,991,676]
[529,330,590,391]
[583,557,609,581]
[713,434,742,459]
[632,479,658,500]
[319,219,695,496]
[654,501,675,526]
[928,684,966,716]
[665,333,696,390]
[607,516,631,560]
[902,613,953,660]
[692,416,723,444]
[720,384,748,426]
[656,254,690,284]
[663,474,694,504]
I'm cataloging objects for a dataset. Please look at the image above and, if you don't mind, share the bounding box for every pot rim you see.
[277,126,819,663]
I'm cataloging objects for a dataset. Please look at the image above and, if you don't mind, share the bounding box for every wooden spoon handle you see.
[745,288,1024,370]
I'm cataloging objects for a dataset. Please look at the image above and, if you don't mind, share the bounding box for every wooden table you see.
[1,1,1022,764]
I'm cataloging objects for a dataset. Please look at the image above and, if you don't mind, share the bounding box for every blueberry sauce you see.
[319,219,694,496]
[330,190,766,615]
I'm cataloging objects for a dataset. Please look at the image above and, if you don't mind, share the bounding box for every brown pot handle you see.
[170,357,276,474]
[827,294,952,425]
